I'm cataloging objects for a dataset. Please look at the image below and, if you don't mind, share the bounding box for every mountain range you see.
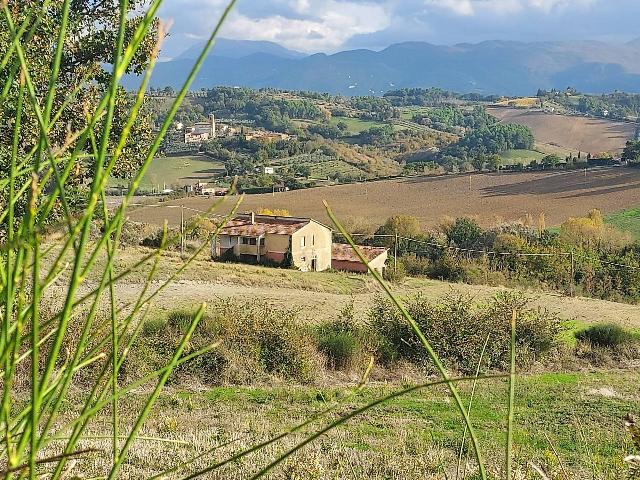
[130,38,640,96]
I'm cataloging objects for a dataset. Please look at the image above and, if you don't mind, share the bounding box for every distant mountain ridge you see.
[130,38,640,96]
[176,38,306,60]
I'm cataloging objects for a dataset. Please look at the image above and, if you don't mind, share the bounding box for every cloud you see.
[426,0,598,16]
[159,0,390,54]
[425,0,474,15]
[158,0,640,58]
[222,1,391,52]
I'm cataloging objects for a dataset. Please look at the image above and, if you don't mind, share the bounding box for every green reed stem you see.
[506,309,517,479]
[325,202,488,480]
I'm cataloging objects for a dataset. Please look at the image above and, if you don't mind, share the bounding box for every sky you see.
[157,0,640,58]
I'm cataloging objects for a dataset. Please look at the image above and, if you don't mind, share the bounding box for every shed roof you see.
[332,243,388,263]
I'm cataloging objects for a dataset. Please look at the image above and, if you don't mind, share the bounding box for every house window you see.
[241,237,249,245]
[249,238,257,246]
[301,236,306,248]
[312,235,315,246]
[260,237,265,246]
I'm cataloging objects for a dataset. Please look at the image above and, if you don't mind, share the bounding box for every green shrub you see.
[316,302,363,370]
[401,254,432,276]
[383,259,406,283]
[369,292,563,373]
[575,323,635,348]
[142,317,167,336]
[318,332,359,370]
[428,251,465,282]
[140,227,175,249]
[167,310,196,333]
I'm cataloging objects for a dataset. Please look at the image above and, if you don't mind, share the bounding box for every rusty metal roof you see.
[217,215,310,237]
[332,243,388,262]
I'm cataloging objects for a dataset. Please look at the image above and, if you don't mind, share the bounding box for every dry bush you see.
[135,301,321,385]
[560,209,633,250]
[368,292,563,373]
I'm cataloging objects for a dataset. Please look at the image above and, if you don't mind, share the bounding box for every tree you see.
[622,140,640,164]
[486,154,501,172]
[1,2,156,181]
[541,154,563,169]
[336,121,349,133]
[444,218,484,250]
[375,215,422,248]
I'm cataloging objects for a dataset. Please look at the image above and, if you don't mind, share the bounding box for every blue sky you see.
[157,0,640,58]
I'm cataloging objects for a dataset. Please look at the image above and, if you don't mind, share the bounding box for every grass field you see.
[131,167,640,230]
[493,97,540,108]
[399,106,432,121]
[606,206,640,241]
[49,369,639,478]
[328,116,389,134]
[39,246,640,478]
[488,108,635,155]
[499,149,546,164]
[306,160,366,179]
[109,155,225,189]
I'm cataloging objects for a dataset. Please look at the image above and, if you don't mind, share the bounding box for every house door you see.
[311,258,317,271]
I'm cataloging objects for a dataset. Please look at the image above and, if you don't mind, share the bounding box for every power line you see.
[125,206,640,272]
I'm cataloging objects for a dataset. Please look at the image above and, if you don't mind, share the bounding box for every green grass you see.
[108,155,225,190]
[499,149,546,165]
[85,369,639,478]
[399,106,434,121]
[328,116,388,134]
[306,160,366,179]
[606,206,640,241]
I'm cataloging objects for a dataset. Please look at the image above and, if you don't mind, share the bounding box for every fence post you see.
[181,204,185,255]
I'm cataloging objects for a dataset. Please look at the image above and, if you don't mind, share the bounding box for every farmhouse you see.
[212,213,388,274]
[212,214,333,272]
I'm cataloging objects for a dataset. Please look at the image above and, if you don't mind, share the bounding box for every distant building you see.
[244,130,290,143]
[185,114,216,143]
[264,166,275,175]
[216,124,240,137]
[189,182,224,196]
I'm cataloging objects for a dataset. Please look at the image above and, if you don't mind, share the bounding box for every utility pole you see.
[180,205,185,255]
[569,251,575,297]
[394,231,398,273]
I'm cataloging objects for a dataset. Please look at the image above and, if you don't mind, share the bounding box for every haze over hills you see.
[134,38,640,96]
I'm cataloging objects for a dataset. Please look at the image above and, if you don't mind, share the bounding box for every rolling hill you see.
[130,39,640,96]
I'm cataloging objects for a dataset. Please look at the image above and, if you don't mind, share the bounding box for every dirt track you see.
[60,276,639,328]
[128,167,640,228]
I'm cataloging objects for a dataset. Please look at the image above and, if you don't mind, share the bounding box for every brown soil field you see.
[128,168,640,229]
[487,108,635,154]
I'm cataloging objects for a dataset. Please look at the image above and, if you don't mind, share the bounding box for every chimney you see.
[250,212,255,224]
